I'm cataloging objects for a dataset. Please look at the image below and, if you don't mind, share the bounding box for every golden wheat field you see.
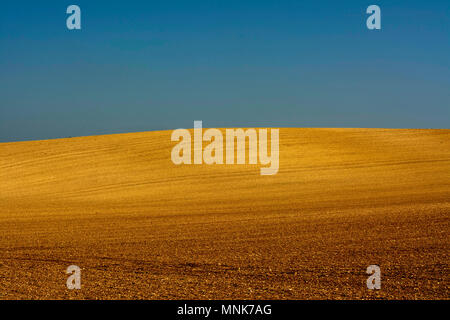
[0,128,449,299]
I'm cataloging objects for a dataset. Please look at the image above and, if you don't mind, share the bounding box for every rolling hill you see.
[0,128,449,299]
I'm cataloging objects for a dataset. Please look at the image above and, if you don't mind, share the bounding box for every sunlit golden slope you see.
[0,128,449,299]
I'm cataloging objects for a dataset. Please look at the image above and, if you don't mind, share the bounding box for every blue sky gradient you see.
[1,0,449,142]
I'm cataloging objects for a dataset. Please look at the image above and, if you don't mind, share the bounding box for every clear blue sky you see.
[0,0,449,142]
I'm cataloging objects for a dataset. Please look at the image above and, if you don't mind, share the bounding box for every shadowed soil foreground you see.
[0,128,449,299]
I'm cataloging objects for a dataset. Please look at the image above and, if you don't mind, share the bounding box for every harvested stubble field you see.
[0,128,449,299]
